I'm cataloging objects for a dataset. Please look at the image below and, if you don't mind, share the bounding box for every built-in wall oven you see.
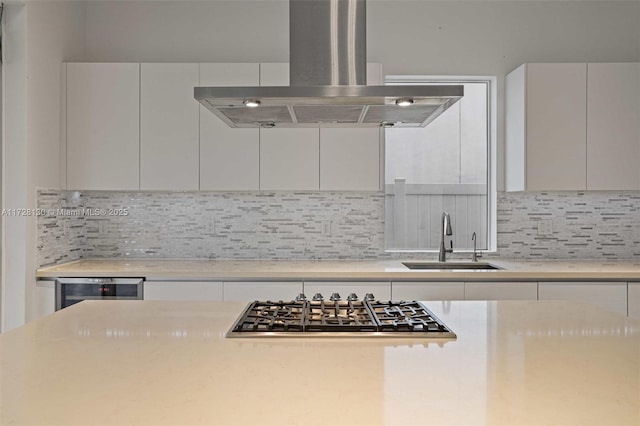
[55,278,144,311]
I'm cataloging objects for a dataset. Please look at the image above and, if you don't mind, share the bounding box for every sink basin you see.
[402,262,502,270]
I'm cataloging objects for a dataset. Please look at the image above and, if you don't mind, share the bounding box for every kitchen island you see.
[1,300,638,425]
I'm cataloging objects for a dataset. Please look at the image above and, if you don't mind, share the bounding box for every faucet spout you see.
[439,212,454,262]
[472,232,479,262]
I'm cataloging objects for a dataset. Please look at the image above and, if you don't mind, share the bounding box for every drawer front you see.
[144,281,223,301]
[392,282,464,301]
[538,282,627,316]
[465,282,538,301]
[223,282,303,302]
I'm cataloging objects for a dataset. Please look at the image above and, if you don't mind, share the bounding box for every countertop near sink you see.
[1,300,638,425]
[36,258,640,281]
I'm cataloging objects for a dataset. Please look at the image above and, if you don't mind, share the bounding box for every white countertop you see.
[36,258,640,281]
[0,300,638,425]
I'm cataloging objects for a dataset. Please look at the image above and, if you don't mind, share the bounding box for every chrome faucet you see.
[439,212,453,262]
[472,232,482,262]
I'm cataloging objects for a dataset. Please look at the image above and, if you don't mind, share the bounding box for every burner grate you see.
[229,298,456,338]
[368,301,451,333]
[233,301,306,332]
[305,300,378,332]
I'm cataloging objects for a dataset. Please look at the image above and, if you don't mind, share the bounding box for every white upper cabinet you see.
[506,63,587,191]
[320,128,380,191]
[260,128,320,190]
[259,63,320,190]
[66,63,140,190]
[366,63,383,86]
[65,62,385,192]
[140,63,199,190]
[260,63,289,86]
[320,63,382,191]
[586,63,640,190]
[506,62,640,192]
[199,63,260,190]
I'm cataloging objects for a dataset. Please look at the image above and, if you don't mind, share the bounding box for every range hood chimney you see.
[195,0,462,128]
[289,0,367,86]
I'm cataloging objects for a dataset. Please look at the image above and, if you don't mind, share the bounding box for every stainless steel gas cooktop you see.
[227,294,456,338]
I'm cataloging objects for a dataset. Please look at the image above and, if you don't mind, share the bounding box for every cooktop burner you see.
[227,294,456,338]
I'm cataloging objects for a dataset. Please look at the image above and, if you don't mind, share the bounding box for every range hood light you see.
[395,97,414,107]
[243,100,261,107]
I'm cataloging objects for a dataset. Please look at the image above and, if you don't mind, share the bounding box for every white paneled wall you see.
[385,184,488,250]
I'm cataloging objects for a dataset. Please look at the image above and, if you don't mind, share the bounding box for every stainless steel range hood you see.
[194,0,463,128]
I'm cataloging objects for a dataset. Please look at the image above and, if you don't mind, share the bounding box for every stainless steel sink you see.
[402,262,502,270]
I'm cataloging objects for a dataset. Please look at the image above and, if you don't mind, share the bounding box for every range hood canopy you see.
[194,0,463,128]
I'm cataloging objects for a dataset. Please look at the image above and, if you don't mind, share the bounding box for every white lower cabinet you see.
[303,282,391,301]
[628,283,640,320]
[391,282,464,301]
[538,282,627,316]
[464,282,538,301]
[144,281,223,301]
[223,282,303,302]
[35,280,56,318]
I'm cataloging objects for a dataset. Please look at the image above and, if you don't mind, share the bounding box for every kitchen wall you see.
[2,4,28,331]
[2,1,86,330]
[37,189,640,267]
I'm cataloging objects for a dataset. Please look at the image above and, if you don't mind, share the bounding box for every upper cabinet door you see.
[140,63,199,190]
[260,128,320,190]
[506,63,587,191]
[320,128,380,191]
[259,63,320,190]
[366,63,383,85]
[587,63,640,190]
[526,63,587,191]
[67,63,140,190]
[319,63,382,191]
[507,62,640,192]
[199,63,260,190]
[260,63,289,86]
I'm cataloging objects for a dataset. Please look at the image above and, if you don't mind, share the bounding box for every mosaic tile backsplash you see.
[496,192,640,259]
[37,190,387,266]
[37,189,640,267]
[37,190,86,266]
